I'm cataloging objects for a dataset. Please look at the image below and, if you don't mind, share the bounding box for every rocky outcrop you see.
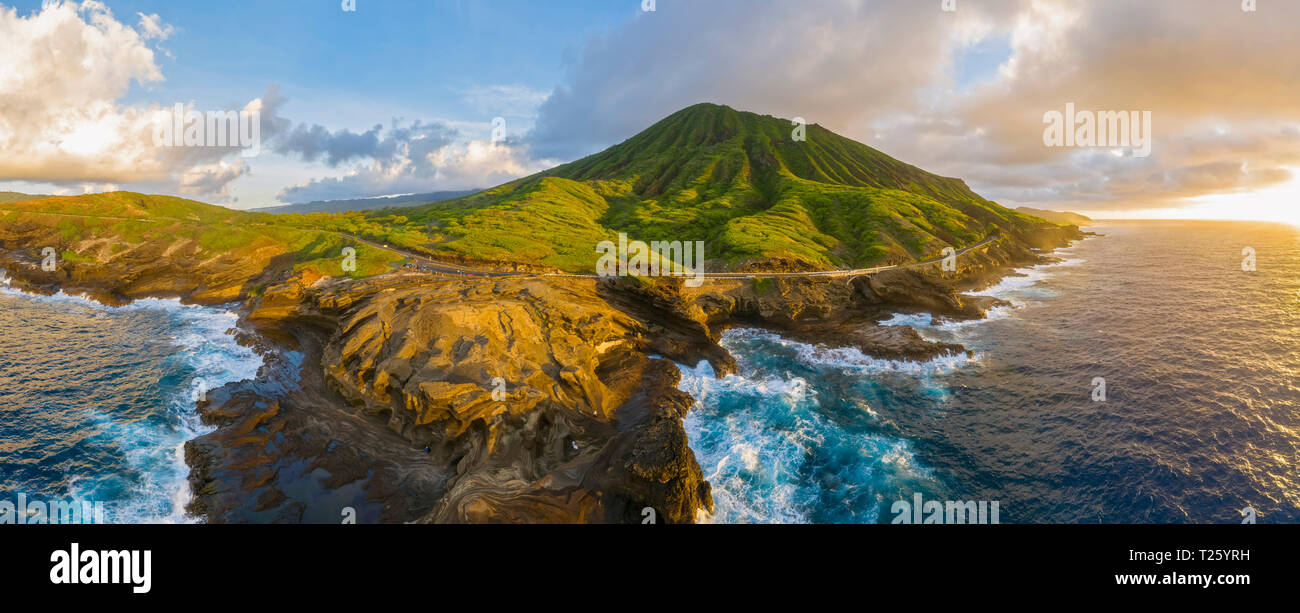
[0,220,296,306]
[0,217,1083,524]
[220,272,723,523]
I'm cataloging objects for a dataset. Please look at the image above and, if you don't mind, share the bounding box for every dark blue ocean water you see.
[0,284,262,523]
[680,221,1300,523]
[1,221,1296,524]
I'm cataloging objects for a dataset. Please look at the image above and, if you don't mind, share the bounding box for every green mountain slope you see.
[379,103,1052,272]
[0,191,403,278]
[1016,206,1091,225]
[2,105,1061,281]
[0,192,44,204]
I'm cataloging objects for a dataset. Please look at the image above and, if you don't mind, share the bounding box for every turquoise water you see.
[1,221,1297,524]
[0,282,262,523]
[680,221,1300,523]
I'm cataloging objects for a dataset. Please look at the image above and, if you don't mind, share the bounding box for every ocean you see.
[1,221,1297,524]
[679,221,1300,523]
[0,283,262,523]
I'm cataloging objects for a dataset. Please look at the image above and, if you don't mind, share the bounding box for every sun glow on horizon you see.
[1094,167,1300,227]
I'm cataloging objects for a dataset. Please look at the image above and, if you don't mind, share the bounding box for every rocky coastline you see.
[0,223,1084,523]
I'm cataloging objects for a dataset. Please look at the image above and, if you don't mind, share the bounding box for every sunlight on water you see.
[680,222,1300,523]
[0,287,263,523]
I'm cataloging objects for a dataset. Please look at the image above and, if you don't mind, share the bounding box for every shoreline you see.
[677,233,1101,523]
[0,283,265,523]
[0,225,1084,523]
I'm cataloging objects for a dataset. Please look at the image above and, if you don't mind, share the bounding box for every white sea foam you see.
[676,329,956,524]
[676,357,818,407]
[879,251,1086,338]
[970,257,1084,301]
[128,305,262,523]
[724,327,979,374]
[677,359,820,523]
[0,286,263,523]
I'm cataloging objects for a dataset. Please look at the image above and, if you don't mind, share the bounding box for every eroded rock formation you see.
[0,221,1083,523]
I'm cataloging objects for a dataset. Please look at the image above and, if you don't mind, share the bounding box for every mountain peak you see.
[378,104,1056,272]
[545,103,979,204]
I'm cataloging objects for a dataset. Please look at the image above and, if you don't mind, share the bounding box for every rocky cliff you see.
[0,215,1082,523]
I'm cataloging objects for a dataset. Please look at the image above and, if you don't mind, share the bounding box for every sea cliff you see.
[0,219,1081,523]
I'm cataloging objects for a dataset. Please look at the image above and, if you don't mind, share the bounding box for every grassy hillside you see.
[0,192,404,279]
[1,104,1061,279]
[0,192,43,204]
[376,103,1054,272]
[1016,206,1091,225]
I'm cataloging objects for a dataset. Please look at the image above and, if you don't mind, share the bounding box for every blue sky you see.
[0,0,1029,208]
[3,0,1299,221]
[0,0,651,206]
[17,0,634,128]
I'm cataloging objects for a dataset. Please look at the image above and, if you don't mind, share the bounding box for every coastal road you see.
[329,233,519,278]
[386,233,1002,281]
[0,205,1001,281]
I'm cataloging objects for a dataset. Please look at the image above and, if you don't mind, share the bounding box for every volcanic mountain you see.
[378,103,1055,273]
[0,104,1060,286]
[0,104,1081,525]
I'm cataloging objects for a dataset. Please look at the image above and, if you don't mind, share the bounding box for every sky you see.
[1,0,1298,224]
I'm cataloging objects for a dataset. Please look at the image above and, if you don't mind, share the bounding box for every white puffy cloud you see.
[0,1,167,182]
[276,134,552,203]
[135,11,172,40]
[178,160,250,202]
[0,1,258,201]
[524,0,1300,212]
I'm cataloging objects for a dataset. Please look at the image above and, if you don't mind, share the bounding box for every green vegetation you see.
[374,103,1055,272]
[0,192,43,204]
[0,191,403,278]
[1,104,1060,278]
[1015,206,1091,225]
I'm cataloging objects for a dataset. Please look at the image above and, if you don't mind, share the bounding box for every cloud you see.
[135,12,172,40]
[262,83,558,203]
[178,160,250,202]
[273,117,458,169]
[524,0,1300,212]
[0,1,256,201]
[275,134,550,203]
[0,1,167,182]
[932,0,1300,208]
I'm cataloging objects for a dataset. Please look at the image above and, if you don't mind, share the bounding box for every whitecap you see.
[725,327,979,374]
[0,286,264,523]
[676,329,955,524]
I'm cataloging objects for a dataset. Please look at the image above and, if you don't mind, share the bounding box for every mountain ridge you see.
[376,103,1057,272]
[0,104,1063,280]
[1016,206,1092,225]
[252,190,480,215]
[0,106,1084,526]
[0,191,45,204]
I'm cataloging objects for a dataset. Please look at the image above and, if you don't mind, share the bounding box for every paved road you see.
[644,234,1001,280]
[394,233,1001,281]
[0,206,1000,281]
[337,233,519,278]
